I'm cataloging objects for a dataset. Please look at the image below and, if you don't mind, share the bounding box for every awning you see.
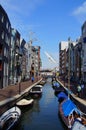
[62,99,79,116]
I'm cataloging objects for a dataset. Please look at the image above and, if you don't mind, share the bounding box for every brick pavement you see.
[0,77,42,115]
[0,77,42,101]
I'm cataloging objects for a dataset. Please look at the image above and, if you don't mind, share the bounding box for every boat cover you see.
[62,99,79,116]
[58,92,68,100]
[53,82,60,87]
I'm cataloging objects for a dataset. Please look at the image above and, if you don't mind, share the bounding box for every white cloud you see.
[0,0,44,17]
[72,2,86,23]
[73,2,86,15]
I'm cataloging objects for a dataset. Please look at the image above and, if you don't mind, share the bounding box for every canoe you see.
[16,98,34,107]
[0,106,21,130]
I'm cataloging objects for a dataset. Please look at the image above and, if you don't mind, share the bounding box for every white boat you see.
[35,84,43,88]
[39,80,46,85]
[16,98,34,107]
[0,106,21,130]
[29,85,42,98]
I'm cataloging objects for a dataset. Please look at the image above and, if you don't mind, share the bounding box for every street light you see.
[78,42,82,81]
[16,52,22,94]
[68,37,71,98]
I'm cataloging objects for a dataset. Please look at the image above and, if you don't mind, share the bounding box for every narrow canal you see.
[16,78,66,130]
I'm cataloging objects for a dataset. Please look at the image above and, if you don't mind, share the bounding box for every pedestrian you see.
[77,85,81,97]
[81,83,84,98]
[31,76,34,82]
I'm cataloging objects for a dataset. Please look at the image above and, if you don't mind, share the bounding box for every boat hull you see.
[29,86,42,98]
[0,106,21,130]
[16,99,34,108]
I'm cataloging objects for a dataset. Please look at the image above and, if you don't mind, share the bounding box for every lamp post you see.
[68,37,71,98]
[16,61,22,94]
[78,42,82,82]
[16,51,22,94]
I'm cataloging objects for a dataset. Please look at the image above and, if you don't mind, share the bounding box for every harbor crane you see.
[44,51,57,64]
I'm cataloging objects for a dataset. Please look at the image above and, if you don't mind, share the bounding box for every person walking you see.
[77,85,81,97]
[31,76,34,82]
[81,83,84,98]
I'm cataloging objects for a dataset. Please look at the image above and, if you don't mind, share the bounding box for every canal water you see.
[16,78,67,130]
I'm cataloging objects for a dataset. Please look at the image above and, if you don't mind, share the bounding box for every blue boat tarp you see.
[58,92,68,100]
[53,82,60,87]
[62,99,79,117]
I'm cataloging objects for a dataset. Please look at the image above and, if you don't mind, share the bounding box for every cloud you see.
[73,2,86,15]
[72,2,86,23]
[0,0,44,17]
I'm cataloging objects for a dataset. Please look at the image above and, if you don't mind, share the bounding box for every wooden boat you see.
[39,80,46,85]
[57,92,68,103]
[52,81,60,89]
[35,84,43,88]
[16,98,34,108]
[59,99,81,129]
[29,85,42,98]
[0,106,21,130]
[55,87,65,95]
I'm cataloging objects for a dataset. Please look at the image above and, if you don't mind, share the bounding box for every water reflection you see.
[16,78,66,130]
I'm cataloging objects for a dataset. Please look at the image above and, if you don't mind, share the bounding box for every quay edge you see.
[57,79,86,114]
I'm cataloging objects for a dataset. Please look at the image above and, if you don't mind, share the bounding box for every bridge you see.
[40,69,57,78]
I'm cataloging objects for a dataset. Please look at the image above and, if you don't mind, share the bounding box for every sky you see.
[0,0,86,69]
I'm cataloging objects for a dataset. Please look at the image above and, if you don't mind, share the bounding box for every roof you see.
[62,99,78,116]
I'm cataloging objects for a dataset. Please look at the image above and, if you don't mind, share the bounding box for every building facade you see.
[81,21,86,82]
[10,28,22,84]
[0,5,11,88]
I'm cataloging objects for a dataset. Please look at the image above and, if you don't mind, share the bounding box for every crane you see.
[44,51,57,64]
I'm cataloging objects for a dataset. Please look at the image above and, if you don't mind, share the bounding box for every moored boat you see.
[35,84,43,88]
[29,85,42,98]
[59,99,81,129]
[16,98,34,108]
[57,91,68,103]
[52,81,60,89]
[0,106,21,130]
[39,80,46,85]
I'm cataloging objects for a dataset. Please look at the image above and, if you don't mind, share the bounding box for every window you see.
[4,48,6,56]
[1,31,4,39]
[5,34,9,45]
[6,21,8,29]
[83,37,86,43]
[1,15,4,23]
[0,13,2,21]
